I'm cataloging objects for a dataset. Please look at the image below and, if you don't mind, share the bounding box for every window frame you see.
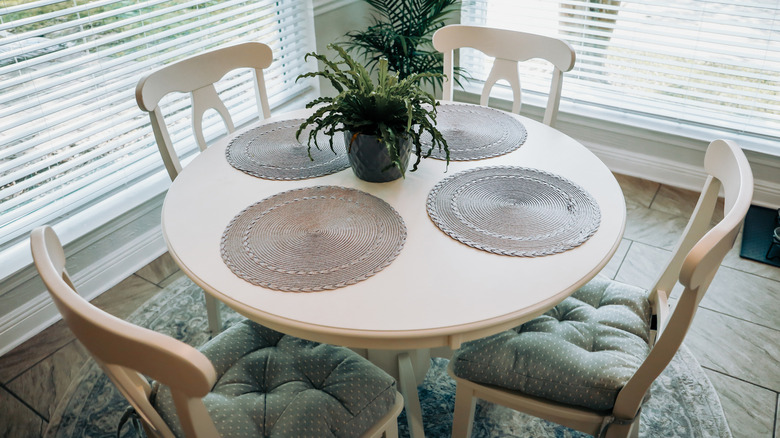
[458,0,780,157]
[0,0,320,280]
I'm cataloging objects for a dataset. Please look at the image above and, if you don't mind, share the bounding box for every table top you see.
[162,103,626,350]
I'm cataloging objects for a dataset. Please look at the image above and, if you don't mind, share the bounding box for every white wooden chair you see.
[433,24,576,126]
[135,41,273,334]
[31,225,403,438]
[448,139,753,437]
[135,41,272,180]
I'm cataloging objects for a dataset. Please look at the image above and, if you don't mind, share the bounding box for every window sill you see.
[453,85,780,207]
[457,82,780,158]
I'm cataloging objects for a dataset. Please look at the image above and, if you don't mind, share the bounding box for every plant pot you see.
[345,131,412,182]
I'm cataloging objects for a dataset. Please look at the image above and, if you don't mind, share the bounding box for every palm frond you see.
[342,0,458,89]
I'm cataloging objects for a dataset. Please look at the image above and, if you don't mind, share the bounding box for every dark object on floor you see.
[740,205,780,267]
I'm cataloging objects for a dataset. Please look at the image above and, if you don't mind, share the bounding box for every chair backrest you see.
[135,41,273,181]
[433,24,576,126]
[30,226,220,438]
[613,139,754,420]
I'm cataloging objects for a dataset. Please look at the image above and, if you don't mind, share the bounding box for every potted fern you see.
[296,45,449,182]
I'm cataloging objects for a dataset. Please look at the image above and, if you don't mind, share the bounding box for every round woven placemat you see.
[225,119,349,180]
[221,186,406,291]
[424,104,527,161]
[427,166,601,257]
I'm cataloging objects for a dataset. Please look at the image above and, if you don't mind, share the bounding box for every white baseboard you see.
[586,140,780,208]
[751,182,780,209]
[0,208,167,357]
[587,141,707,190]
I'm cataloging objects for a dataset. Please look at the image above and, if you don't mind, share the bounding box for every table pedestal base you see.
[365,349,430,438]
[347,347,455,438]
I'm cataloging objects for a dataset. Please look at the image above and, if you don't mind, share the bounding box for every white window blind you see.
[460,0,780,151]
[0,0,316,262]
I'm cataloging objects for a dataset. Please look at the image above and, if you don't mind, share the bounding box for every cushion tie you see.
[117,382,159,438]
[596,406,642,438]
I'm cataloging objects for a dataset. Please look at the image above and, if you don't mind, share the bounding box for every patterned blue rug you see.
[46,276,731,437]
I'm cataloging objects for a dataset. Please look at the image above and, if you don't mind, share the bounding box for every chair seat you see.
[452,274,652,411]
[154,320,397,437]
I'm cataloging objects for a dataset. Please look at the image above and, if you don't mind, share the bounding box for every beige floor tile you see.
[6,341,89,421]
[614,173,659,209]
[682,265,780,330]
[614,241,672,291]
[624,203,688,251]
[620,230,779,331]
[685,308,780,392]
[775,396,779,438]
[651,185,726,224]
[650,185,700,217]
[90,274,163,320]
[600,239,632,280]
[158,270,187,289]
[704,370,776,438]
[0,320,74,384]
[135,252,180,285]
[0,386,46,437]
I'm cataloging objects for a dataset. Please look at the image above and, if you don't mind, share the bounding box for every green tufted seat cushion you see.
[452,274,652,411]
[153,320,397,437]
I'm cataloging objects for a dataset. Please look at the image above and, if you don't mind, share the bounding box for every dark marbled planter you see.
[345,131,411,182]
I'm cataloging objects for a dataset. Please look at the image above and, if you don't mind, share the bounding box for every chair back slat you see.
[481,58,523,113]
[191,84,236,151]
[433,24,575,126]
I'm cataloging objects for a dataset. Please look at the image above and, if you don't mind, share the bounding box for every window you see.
[460,0,780,153]
[0,0,316,276]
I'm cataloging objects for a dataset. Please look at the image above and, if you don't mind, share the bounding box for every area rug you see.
[46,276,731,438]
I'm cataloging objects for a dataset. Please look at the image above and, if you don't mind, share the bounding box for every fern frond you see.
[295,42,449,174]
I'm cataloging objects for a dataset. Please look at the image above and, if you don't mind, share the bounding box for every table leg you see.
[398,352,425,438]
[365,349,431,438]
[204,294,222,335]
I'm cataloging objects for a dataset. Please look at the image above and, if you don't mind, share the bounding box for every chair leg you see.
[451,384,476,438]
[604,416,640,438]
[384,415,399,438]
[204,294,222,334]
[397,353,425,438]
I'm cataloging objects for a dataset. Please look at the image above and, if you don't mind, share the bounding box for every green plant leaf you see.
[342,0,458,89]
[294,44,449,174]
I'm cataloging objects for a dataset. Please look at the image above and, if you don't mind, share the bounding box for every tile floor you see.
[0,174,778,437]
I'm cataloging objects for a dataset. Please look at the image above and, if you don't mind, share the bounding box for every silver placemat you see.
[427,166,601,256]
[221,186,406,292]
[226,119,349,180]
[424,103,527,161]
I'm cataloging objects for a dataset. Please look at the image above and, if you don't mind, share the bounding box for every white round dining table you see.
[161,102,626,437]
